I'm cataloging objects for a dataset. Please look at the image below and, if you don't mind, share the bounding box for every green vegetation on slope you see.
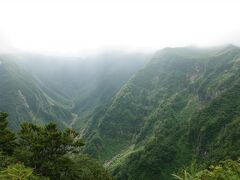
[1,52,149,131]
[2,46,240,179]
[0,56,73,130]
[82,45,240,179]
[173,159,240,180]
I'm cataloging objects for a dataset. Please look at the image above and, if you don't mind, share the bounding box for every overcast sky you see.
[0,0,239,56]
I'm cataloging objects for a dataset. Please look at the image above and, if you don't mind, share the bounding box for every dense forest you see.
[0,112,113,179]
[82,45,240,179]
[1,45,240,179]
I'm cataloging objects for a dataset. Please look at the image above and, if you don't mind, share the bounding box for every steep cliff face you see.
[0,52,149,130]
[0,56,73,129]
[82,45,240,179]
[1,46,240,179]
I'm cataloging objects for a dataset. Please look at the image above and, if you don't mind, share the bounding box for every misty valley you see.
[1,45,240,179]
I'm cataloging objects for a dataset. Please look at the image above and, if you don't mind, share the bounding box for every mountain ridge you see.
[1,45,240,179]
[81,45,240,179]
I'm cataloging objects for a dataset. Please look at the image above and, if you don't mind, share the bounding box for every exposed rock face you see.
[17,90,30,109]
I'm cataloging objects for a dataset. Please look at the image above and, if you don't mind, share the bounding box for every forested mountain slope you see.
[1,45,240,179]
[0,52,149,130]
[82,45,240,179]
[0,56,73,129]
[11,52,149,130]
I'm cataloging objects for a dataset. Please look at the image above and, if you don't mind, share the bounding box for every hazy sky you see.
[0,0,240,55]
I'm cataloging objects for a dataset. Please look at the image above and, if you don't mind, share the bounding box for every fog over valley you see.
[0,0,240,179]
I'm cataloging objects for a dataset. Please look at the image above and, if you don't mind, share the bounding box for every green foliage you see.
[196,159,240,179]
[16,122,84,179]
[83,46,240,179]
[114,142,177,179]
[0,112,16,155]
[0,112,113,180]
[172,171,194,180]
[2,46,240,180]
[189,82,240,164]
[0,163,46,180]
[69,155,114,180]
[0,151,16,169]
[173,159,240,180]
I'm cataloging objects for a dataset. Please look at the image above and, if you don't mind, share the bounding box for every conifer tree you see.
[0,112,16,155]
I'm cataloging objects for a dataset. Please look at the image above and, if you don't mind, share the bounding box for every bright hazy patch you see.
[0,0,239,55]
